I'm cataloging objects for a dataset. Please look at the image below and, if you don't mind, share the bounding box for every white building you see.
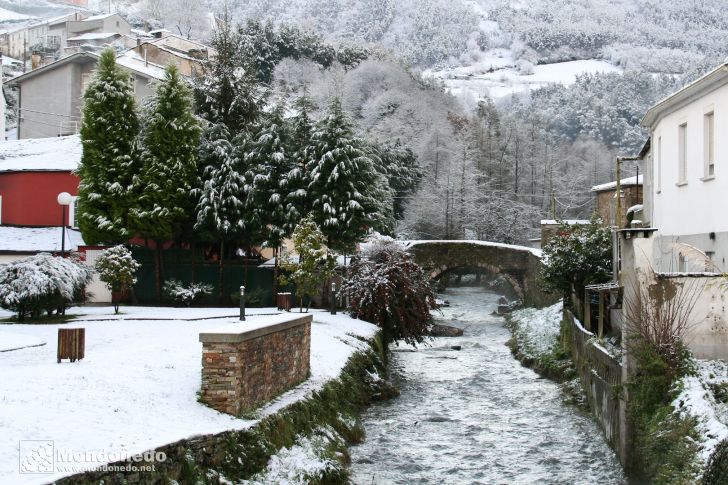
[618,61,728,359]
[641,61,728,273]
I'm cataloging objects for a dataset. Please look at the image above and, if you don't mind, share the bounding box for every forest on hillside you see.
[31,0,728,242]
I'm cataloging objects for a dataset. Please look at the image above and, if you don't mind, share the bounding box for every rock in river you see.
[429,324,464,337]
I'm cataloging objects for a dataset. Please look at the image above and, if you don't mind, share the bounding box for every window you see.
[128,74,136,94]
[68,196,79,228]
[657,136,662,193]
[704,112,715,178]
[678,123,688,184]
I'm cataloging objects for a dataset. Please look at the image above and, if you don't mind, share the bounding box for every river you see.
[349,286,627,484]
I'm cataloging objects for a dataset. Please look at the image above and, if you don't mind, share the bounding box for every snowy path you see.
[0,308,376,485]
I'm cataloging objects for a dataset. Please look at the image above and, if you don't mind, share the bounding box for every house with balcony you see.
[618,60,728,359]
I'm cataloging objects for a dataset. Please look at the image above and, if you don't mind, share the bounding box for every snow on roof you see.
[591,174,643,192]
[0,226,86,253]
[84,13,119,22]
[401,239,542,258]
[117,50,167,80]
[0,135,81,172]
[540,219,590,225]
[626,204,643,215]
[67,32,120,41]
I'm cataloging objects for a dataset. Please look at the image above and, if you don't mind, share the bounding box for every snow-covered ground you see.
[426,58,622,101]
[0,307,377,484]
[673,359,728,464]
[507,301,563,359]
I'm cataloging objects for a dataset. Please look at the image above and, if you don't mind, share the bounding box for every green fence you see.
[130,247,278,306]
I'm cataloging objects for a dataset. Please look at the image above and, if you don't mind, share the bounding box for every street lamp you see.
[239,285,246,321]
[330,282,337,315]
[57,192,73,257]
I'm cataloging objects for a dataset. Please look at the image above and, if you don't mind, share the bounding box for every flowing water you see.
[350,287,627,485]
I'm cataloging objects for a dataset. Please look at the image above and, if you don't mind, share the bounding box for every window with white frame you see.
[657,136,662,193]
[678,123,688,184]
[68,196,79,228]
[704,111,715,178]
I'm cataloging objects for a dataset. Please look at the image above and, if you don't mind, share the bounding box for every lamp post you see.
[239,285,246,321]
[56,192,72,257]
[330,282,337,315]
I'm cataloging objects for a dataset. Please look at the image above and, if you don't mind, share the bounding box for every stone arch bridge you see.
[403,240,556,308]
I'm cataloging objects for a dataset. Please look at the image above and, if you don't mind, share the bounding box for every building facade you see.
[642,63,728,273]
[7,51,163,139]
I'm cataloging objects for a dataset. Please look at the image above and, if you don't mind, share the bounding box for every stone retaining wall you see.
[199,314,312,415]
[563,309,629,466]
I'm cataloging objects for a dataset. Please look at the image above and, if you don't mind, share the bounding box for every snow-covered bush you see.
[162,279,213,307]
[0,253,91,321]
[342,237,436,353]
[94,245,140,314]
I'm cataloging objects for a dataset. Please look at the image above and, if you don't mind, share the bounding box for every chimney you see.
[31,51,41,70]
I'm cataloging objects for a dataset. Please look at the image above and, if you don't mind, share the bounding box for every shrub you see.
[0,253,91,321]
[703,439,728,485]
[94,245,140,314]
[540,219,612,300]
[162,279,213,307]
[279,216,336,312]
[342,237,436,356]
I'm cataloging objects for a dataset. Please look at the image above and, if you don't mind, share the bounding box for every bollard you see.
[239,285,246,321]
[330,282,337,315]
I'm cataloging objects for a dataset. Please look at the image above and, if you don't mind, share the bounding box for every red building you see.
[0,135,81,227]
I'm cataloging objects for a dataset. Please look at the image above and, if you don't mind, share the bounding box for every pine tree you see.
[131,64,200,301]
[194,15,265,134]
[307,98,392,252]
[286,93,317,223]
[77,49,140,244]
[245,103,294,249]
[195,124,248,302]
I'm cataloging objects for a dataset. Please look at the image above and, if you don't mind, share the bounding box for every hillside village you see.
[0,1,727,485]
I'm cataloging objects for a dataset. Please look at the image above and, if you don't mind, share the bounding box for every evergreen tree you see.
[238,19,281,84]
[307,98,392,252]
[77,49,140,244]
[245,103,295,249]
[194,15,265,134]
[286,93,317,222]
[131,64,200,301]
[195,124,247,301]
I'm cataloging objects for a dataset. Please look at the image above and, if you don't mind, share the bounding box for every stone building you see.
[591,174,643,228]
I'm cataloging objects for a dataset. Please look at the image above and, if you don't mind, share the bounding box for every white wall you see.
[84,249,112,303]
[624,237,728,360]
[651,82,728,236]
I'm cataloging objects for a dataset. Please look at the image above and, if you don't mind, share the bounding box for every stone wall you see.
[563,309,629,467]
[199,314,312,415]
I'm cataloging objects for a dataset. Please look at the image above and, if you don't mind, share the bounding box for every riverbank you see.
[504,302,576,383]
[506,302,728,484]
[0,307,392,484]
